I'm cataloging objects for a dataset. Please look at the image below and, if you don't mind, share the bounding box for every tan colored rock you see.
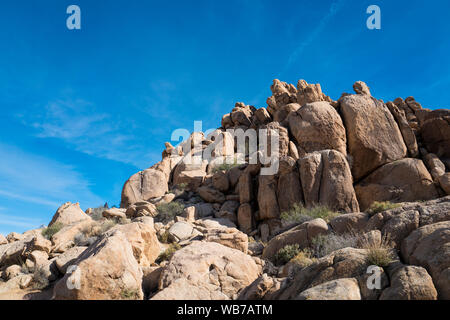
[288,141,300,160]
[237,273,278,300]
[353,81,371,96]
[257,175,280,220]
[221,113,233,129]
[212,171,229,192]
[260,122,289,159]
[216,200,239,222]
[297,278,361,300]
[238,172,253,204]
[168,221,194,242]
[386,101,419,157]
[330,213,369,234]
[381,209,419,247]
[277,156,303,213]
[125,201,157,219]
[421,109,450,158]
[299,150,359,213]
[113,221,160,267]
[153,241,261,300]
[55,246,88,274]
[102,208,127,220]
[253,107,272,126]
[237,203,254,234]
[261,219,328,261]
[276,248,374,299]
[289,101,347,157]
[0,236,33,267]
[4,265,22,280]
[231,102,254,127]
[274,103,300,123]
[53,230,144,300]
[423,153,446,180]
[401,221,450,299]
[142,266,163,295]
[0,234,7,245]
[340,94,407,180]
[297,80,329,106]
[439,173,450,195]
[25,250,49,272]
[6,232,23,243]
[380,266,437,300]
[51,219,93,253]
[198,186,226,204]
[204,227,248,253]
[48,202,91,227]
[121,168,169,208]
[28,234,52,254]
[355,158,439,211]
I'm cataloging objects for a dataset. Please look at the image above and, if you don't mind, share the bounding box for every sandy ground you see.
[0,281,54,300]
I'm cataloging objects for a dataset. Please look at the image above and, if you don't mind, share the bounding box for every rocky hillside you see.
[0,79,449,300]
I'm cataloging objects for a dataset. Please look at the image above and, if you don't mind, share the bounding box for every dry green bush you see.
[359,234,395,267]
[274,244,301,266]
[156,243,181,263]
[310,232,359,258]
[41,222,64,240]
[155,202,184,223]
[290,248,317,268]
[367,201,401,216]
[281,203,340,225]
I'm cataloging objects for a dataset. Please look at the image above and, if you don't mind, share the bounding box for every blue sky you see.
[0,0,449,235]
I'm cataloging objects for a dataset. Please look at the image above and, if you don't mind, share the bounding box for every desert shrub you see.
[280,204,339,225]
[89,206,107,221]
[366,247,394,267]
[310,232,359,258]
[290,248,317,268]
[157,230,171,244]
[273,244,301,266]
[41,222,64,240]
[360,234,394,267]
[82,220,116,237]
[155,202,184,223]
[33,265,50,290]
[175,183,188,190]
[367,201,401,216]
[74,220,117,246]
[156,243,181,263]
[211,157,240,173]
[121,289,141,300]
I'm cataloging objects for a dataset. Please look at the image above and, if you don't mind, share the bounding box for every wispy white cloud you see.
[0,142,103,210]
[0,212,44,230]
[17,97,158,169]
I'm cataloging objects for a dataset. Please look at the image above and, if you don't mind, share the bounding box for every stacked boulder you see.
[119,78,448,240]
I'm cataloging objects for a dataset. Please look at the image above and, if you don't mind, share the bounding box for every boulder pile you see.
[1,78,449,300]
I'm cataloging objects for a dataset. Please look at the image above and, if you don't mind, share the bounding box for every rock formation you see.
[1,78,449,301]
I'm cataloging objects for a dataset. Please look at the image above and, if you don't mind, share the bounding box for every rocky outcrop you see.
[2,77,449,301]
[288,101,347,157]
[53,230,144,300]
[152,242,261,300]
[355,158,439,210]
[121,169,169,208]
[297,278,362,300]
[379,266,437,300]
[299,150,359,213]
[401,221,450,299]
[48,202,91,227]
[261,219,328,261]
[340,93,407,180]
[420,109,450,158]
